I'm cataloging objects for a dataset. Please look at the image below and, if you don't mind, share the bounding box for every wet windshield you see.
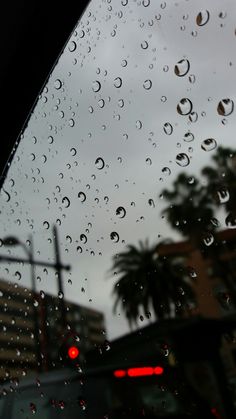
[1,0,236,418]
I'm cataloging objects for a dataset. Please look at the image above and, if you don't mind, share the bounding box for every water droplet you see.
[175,153,190,167]
[163,123,173,135]
[40,291,45,299]
[95,157,105,170]
[225,212,236,228]
[98,99,105,108]
[59,401,65,410]
[142,0,150,6]
[30,402,37,414]
[174,59,190,77]
[136,120,142,130]
[54,79,62,90]
[114,77,122,88]
[116,206,126,218]
[188,176,195,184]
[187,266,197,279]
[66,235,72,244]
[189,74,196,84]
[143,79,152,90]
[177,98,193,115]
[219,11,227,19]
[201,138,217,151]
[43,221,50,230]
[69,119,75,127]
[217,99,234,116]
[203,232,214,246]
[146,157,152,165]
[70,147,77,156]
[78,399,87,410]
[189,112,198,123]
[33,299,39,307]
[92,80,101,92]
[148,199,155,207]
[217,187,230,203]
[15,271,21,280]
[80,234,87,244]
[1,189,11,202]
[210,217,220,227]
[183,132,194,142]
[78,192,86,202]
[68,41,77,52]
[141,40,149,49]
[162,167,171,176]
[196,10,210,26]
[62,197,70,208]
[77,246,83,253]
[110,232,120,243]
[30,153,36,161]
[161,96,167,102]
[58,291,64,299]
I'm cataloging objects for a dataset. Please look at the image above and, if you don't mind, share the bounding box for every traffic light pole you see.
[53,225,67,329]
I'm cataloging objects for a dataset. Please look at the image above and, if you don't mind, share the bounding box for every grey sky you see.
[0,0,236,339]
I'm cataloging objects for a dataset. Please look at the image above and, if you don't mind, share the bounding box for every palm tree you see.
[110,240,196,326]
[162,173,215,246]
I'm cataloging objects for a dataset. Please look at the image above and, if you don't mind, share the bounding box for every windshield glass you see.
[1,0,236,417]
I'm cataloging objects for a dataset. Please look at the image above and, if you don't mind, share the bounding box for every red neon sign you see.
[114,366,164,378]
[68,346,79,359]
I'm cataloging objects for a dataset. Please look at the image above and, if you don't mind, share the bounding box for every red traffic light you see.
[68,346,80,359]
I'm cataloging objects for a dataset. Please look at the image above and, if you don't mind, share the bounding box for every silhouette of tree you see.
[202,146,236,227]
[162,173,215,246]
[162,146,236,243]
[161,146,236,307]
[110,240,196,326]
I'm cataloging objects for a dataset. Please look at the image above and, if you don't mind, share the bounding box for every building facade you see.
[0,279,105,382]
[158,228,236,379]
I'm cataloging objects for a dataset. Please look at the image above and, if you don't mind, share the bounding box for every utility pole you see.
[53,225,67,329]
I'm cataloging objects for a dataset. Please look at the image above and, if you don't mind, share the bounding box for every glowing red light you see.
[114,366,164,378]
[154,366,164,375]
[68,346,79,359]
[128,367,154,377]
[114,369,126,378]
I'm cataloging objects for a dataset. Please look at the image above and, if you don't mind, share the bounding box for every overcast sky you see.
[0,0,236,339]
